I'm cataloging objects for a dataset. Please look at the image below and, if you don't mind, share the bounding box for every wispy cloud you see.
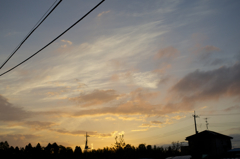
[223,105,240,112]
[24,121,58,130]
[203,45,220,52]
[97,10,110,17]
[51,128,117,138]
[71,88,164,117]
[131,128,148,132]
[155,46,179,60]
[61,39,72,45]
[105,117,116,121]
[69,89,119,107]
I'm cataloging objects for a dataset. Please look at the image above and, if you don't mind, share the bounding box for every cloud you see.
[0,95,31,121]
[158,75,172,85]
[155,46,179,59]
[191,44,221,62]
[118,116,144,121]
[150,120,163,124]
[24,121,58,130]
[171,115,186,120]
[200,45,221,60]
[153,64,172,74]
[203,45,220,52]
[97,10,110,17]
[200,106,207,109]
[107,59,124,70]
[69,89,119,107]
[128,88,160,102]
[72,88,163,117]
[61,39,72,45]
[110,74,120,81]
[51,128,117,138]
[166,63,240,111]
[131,128,148,132]
[171,63,240,99]
[5,31,19,37]
[57,39,73,52]
[139,119,174,128]
[118,131,125,136]
[139,123,152,127]
[105,117,116,121]
[223,105,240,112]
[0,134,40,147]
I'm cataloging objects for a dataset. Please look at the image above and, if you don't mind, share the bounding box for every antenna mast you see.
[205,118,209,130]
[193,111,199,134]
[85,132,90,151]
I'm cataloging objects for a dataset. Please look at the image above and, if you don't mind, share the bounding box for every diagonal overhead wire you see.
[0,0,62,70]
[0,0,105,77]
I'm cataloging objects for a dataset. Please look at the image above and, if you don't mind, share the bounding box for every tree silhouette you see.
[0,139,184,159]
[114,134,125,150]
[74,146,82,157]
[52,142,59,154]
[0,141,9,150]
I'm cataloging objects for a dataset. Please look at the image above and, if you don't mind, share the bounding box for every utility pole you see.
[193,111,199,134]
[205,118,209,130]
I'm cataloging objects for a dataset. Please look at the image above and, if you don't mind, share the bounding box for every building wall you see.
[215,138,232,155]
[188,138,232,157]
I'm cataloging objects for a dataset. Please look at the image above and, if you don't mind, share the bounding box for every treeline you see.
[0,141,181,159]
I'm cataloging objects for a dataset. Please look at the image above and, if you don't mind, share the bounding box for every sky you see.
[0,0,240,150]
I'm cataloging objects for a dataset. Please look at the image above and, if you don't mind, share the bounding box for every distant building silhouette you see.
[185,130,233,158]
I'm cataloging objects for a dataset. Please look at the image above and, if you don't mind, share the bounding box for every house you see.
[185,130,233,158]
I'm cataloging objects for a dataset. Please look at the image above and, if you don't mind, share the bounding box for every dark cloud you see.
[171,63,240,99]
[164,63,240,111]
[0,94,31,121]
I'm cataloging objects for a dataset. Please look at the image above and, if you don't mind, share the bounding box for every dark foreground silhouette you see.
[0,140,181,159]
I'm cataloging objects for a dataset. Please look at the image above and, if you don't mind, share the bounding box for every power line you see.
[0,0,62,70]
[0,0,105,77]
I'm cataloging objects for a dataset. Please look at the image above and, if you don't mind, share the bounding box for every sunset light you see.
[0,1,239,156]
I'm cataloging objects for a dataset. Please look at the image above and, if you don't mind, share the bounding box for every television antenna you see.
[84,132,90,151]
[205,118,209,130]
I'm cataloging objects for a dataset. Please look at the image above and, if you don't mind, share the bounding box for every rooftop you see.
[185,130,233,140]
